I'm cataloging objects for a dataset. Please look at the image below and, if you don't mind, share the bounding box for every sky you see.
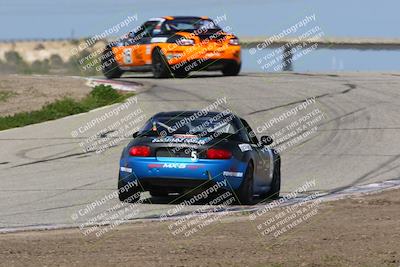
[0,0,399,40]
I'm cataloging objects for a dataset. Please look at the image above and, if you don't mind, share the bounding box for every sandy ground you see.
[0,74,90,116]
[0,189,399,267]
[0,40,106,63]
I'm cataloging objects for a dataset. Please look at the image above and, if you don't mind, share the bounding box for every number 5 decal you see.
[123,48,132,64]
[191,151,198,162]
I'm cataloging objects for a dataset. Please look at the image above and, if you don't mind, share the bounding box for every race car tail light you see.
[176,38,195,46]
[206,148,232,159]
[129,146,151,157]
[229,38,240,46]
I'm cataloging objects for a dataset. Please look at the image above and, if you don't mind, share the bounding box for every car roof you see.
[165,16,208,20]
[149,16,209,21]
[152,110,240,119]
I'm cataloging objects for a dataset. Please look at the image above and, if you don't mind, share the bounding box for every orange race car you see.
[101,16,241,78]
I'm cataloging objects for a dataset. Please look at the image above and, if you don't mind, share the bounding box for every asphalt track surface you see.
[0,72,399,231]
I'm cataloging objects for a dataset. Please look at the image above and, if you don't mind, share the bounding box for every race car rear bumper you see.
[170,59,239,72]
[119,157,247,191]
[165,44,241,69]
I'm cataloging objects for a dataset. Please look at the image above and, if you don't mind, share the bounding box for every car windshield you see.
[138,115,237,137]
[133,21,159,37]
[163,18,220,32]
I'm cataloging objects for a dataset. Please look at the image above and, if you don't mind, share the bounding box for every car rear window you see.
[163,18,220,32]
[138,115,237,136]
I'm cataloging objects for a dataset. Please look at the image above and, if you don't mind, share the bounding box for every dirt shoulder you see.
[0,74,90,116]
[0,189,399,267]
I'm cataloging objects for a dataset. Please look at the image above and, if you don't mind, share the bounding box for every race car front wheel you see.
[152,48,171,78]
[173,69,189,78]
[222,62,241,76]
[102,47,123,79]
[236,161,255,205]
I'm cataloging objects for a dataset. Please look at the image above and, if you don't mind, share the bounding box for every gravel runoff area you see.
[0,74,91,116]
[0,188,399,267]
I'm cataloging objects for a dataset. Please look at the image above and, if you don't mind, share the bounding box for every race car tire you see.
[262,154,281,200]
[236,161,255,205]
[152,48,171,78]
[118,178,141,203]
[222,62,241,76]
[102,47,123,79]
[149,190,169,197]
[173,69,189,78]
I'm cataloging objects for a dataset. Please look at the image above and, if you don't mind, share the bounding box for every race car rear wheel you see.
[152,48,171,78]
[118,178,141,203]
[102,47,123,79]
[222,62,241,76]
[262,155,281,200]
[236,161,255,205]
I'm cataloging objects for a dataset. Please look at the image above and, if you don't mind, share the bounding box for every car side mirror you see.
[260,135,273,146]
[132,131,138,138]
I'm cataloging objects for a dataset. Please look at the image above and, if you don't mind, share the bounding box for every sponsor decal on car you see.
[163,163,186,169]
[120,166,133,173]
[238,143,252,152]
[152,136,208,145]
[151,37,168,43]
[223,171,244,177]
[147,163,186,169]
[147,163,205,169]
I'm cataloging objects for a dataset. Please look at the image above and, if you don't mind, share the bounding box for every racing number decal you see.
[123,48,132,64]
[191,151,198,162]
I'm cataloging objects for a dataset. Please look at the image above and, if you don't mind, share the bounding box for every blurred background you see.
[0,0,399,74]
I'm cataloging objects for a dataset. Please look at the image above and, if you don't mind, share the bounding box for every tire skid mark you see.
[317,127,400,131]
[11,151,93,168]
[0,137,92,140]
[248,83,357,116]
[247,93,328,115]
[274,107,367,148]
[328,155,400,195]
[0,177,113,216]
[15,141,80,161]
[284,153,399,157]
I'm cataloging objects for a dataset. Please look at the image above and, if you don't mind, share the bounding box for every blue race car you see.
[118,110,281,205]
